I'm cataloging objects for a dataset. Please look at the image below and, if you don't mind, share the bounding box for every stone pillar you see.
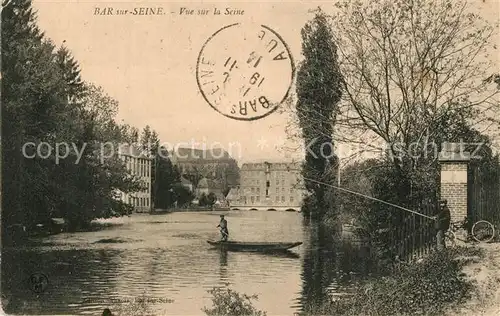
[438,142,471,223]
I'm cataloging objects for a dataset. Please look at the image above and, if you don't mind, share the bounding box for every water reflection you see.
[2,211,374,315]
[299,219,374,314]
[2,248,122,315]
[218,249,228,283]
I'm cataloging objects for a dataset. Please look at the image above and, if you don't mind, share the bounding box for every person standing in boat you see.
[217,215,229,241]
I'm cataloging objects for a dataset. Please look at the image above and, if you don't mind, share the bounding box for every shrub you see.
[203,287,267,316]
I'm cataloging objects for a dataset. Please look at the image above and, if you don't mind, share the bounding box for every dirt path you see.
[446,243,500,316]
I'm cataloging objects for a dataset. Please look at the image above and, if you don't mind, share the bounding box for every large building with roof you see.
[116,143,153,213]
[229,161,305,211]
[169,147,240,191]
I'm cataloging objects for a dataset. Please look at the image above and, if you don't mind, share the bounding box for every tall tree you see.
[2,0,59,238]
[296,11,343,221]
[330,0,498,165]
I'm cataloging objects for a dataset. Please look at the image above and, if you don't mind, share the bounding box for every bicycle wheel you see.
[471,220,495,243]
[445,231,456,247]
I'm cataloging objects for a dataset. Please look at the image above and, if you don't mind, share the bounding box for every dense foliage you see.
[296,11,343,221]
[2,0,144,238]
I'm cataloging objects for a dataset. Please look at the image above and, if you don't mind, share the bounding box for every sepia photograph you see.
[1,0,500,315]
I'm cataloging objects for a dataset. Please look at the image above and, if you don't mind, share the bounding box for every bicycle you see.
[471,220,496,243]
[445,219,496,247]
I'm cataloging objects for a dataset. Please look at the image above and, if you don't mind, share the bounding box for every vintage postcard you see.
[2,0,500,315]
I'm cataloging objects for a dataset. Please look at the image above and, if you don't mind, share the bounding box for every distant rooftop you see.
[241,161,301,171]
[169,147,233,162]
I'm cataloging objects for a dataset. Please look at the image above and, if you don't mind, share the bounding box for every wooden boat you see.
[207,240,302,252]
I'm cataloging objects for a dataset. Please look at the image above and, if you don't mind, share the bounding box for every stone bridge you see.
[228,205,301,212]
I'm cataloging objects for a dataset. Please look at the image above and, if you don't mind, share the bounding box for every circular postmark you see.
[29,273,49,294]
[196,23,295,121]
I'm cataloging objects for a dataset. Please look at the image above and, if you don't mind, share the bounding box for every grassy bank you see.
[202,247,483,316]
[311,246,483,316]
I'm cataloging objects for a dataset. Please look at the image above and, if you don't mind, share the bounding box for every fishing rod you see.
[303,177,435,220]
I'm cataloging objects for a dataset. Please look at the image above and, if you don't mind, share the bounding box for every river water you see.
[2,211,373,315]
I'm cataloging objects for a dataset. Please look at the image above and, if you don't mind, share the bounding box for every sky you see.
[32,0,500,164]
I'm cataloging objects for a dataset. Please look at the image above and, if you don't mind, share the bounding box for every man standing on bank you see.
[217,215,229,242]
[434,199,451,250]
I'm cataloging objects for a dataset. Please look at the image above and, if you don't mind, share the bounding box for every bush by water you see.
[202,287,266,316]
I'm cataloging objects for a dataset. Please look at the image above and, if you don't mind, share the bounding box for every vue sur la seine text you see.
[93,7,245,16]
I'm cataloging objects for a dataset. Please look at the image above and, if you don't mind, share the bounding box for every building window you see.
[256,196,260,202]
[290,196,294,203]
[256,187,260,194]
[276,179,280,185]
[276,188,279,194]
[281,187,285,193]
[281,196,285,203]
[290,187,294,194]
[251,196,255,203]
[275,196,279,203]
[251,187,255,193]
